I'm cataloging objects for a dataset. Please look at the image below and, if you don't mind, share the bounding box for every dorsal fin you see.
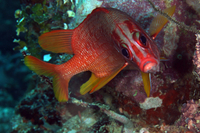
[90,8,109,14]
[149,5,176,39]
[39,30,74,54]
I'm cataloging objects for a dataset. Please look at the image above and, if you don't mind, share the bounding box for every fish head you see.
[112,19,160,73]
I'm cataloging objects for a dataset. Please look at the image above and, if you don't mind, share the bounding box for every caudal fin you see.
[24,55,69,102]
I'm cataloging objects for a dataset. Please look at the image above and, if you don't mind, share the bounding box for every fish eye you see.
[140,35,146,46]
[134,32,147,47]
[121,48,129,58]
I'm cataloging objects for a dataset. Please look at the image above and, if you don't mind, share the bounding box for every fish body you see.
[24,7,175,102]
[71,8,159,76]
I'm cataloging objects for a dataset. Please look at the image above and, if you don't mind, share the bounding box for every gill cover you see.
[112,19,160,73]
[112,6,176,97]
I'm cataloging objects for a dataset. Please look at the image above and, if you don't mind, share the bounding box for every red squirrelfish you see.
[24,7,176,102]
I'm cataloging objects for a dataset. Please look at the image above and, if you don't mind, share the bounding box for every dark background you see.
[0,0,29,106]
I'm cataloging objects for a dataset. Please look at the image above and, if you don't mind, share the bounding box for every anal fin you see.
[80,63,128,95]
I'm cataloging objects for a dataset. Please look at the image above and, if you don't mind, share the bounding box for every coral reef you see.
[176,99,200,132]
[10,0,200,132]
[0,107,14,133]
[186,0,200,16]
[193,34,200,77]
[14,0,74,60]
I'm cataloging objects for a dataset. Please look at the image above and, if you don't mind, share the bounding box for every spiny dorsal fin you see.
[149,5,176,39]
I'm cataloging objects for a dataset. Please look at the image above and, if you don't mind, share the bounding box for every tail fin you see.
[24,55,69,102]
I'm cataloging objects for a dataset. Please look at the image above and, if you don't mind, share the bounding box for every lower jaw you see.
[140,59,158,73]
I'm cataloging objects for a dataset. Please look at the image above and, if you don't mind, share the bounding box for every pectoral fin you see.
[141,71,151,97]
[80,63,128,95]
[160,57,169,61]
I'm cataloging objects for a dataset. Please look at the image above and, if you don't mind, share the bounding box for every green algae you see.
[14,0,74,61]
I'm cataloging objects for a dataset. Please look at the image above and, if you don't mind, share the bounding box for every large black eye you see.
[140,35,146,46]
[121,48,129,58]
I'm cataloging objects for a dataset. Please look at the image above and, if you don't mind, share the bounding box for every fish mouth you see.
[140,58,159,73]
